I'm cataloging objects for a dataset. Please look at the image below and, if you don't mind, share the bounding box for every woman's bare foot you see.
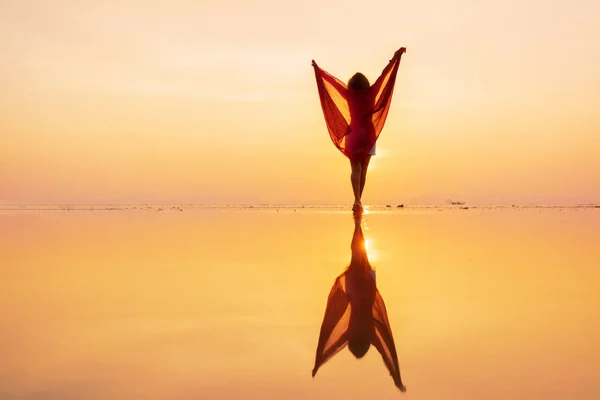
[352,201,363,214]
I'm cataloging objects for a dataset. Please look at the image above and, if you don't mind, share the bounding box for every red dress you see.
[312,49,405,162]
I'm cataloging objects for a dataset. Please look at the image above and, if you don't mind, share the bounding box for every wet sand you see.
[1,206,599,399]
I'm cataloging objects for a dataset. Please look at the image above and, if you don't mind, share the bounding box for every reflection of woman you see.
[312,48,406,212]
[312,212,407,392]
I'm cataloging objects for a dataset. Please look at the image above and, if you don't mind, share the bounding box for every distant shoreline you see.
[1,204,599,211]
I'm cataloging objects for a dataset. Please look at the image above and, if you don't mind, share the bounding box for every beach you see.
[1,206,599,399]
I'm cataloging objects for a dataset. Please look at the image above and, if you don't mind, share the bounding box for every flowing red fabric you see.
[311,212,407,392]
[311,269,406,392]
[312,49,405,160]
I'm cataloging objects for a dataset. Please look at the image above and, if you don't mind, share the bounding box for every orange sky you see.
[1,0,599,205]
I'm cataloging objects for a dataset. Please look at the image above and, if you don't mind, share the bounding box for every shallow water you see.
[1,206,599,399]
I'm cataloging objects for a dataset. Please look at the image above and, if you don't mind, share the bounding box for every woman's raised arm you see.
[369,48,406,96]
[312,60,349,100]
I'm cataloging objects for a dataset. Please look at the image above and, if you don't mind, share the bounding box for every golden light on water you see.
[365,237,380,263]
[1,207,599,399]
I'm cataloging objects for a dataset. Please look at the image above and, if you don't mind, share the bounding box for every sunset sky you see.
[2,0,599,205]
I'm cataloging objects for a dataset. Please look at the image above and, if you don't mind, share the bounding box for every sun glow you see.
[364,237,381,264]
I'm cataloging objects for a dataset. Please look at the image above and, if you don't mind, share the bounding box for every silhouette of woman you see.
[312,211,407,392]
[312,48,406,212]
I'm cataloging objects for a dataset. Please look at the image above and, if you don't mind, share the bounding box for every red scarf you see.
[312,49,406,158]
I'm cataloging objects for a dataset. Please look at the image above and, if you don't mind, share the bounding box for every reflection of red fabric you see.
[312,49,405,160]
[311,270,406,392]
[311,213,407,392]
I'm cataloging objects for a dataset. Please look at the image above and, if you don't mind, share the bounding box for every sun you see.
[364,238,380,263]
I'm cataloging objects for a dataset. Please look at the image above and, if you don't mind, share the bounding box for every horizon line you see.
[1,203,599,208]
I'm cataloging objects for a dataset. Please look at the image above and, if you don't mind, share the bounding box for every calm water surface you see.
[1,206,599,399]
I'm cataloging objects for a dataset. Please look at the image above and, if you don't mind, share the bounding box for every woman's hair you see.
[348,337,371,358]
[348,72,370,90]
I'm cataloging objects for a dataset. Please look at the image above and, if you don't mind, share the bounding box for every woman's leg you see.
[350,159,362,210]
[359,155,371,198]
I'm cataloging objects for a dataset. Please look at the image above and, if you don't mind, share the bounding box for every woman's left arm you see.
[312,60,349,99]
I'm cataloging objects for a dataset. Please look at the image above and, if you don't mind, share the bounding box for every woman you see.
[312,211,407,392]
[312,48,406,212]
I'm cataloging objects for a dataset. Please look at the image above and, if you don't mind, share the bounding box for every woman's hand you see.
[395,47,407,57]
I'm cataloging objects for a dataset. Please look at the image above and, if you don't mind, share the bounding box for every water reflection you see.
[312,211,407,392]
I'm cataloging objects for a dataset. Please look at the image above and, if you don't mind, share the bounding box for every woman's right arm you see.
[369,48,406,95]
